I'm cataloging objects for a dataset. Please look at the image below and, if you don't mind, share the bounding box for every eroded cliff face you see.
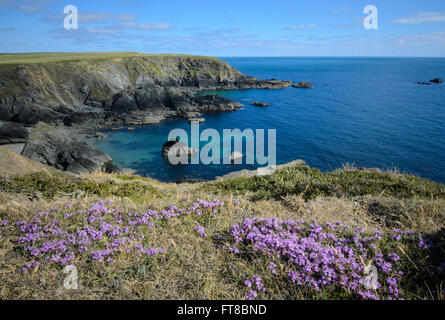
[0,55,291,127]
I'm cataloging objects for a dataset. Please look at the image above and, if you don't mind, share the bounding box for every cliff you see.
[0,53,292,127]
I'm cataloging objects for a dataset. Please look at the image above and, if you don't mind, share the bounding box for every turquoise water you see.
[92,57,445,183]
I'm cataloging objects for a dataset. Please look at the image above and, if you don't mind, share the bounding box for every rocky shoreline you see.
[0,54,295,174]
[0,55,292,130]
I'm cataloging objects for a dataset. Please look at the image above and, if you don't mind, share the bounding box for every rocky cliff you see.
[0,53,292,128]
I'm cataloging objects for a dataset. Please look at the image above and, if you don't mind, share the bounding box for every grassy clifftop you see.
[0,52,254,125]
[0,152,444,300]
[0,52,221,65]
[0,52,242,100]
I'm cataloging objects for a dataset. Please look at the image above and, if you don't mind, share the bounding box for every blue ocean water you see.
[92,57,445,183]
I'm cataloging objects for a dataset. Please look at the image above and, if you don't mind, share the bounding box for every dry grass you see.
[0,166,444,300]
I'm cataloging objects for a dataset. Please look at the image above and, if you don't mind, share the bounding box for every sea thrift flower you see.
[14,199,224,273]
[418,237,433,250]
[228,217,424,300]
[246,290,257,300]
[269,262,277,274]
[195,225,206,238]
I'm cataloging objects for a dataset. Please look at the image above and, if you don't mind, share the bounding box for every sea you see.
[91,57,445,183]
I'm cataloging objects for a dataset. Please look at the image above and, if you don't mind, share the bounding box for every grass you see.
[0,171,159,202]
[0,52,221,65]
[204,165,445,201]
[0,165,444,300]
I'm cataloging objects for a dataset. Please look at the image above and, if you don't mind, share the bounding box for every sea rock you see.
[0,120,29,144]
[229,151,244,162]
[250,102,271,107]
[162,139,197,157]
[188,118,206,124]
[21,122,112,174]
[95,132,108,139]
[430,78,443,84]
[182,112,202,118]
[292,82,314,88]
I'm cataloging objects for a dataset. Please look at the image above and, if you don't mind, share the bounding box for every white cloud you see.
[116,22,172,31]
[286,24,317,30]
[393,12,445,24]
[0,0,56,13]
[333,24,361,29]
[333,7,348,14]
[43,12,137,24]
[395,31,445,45]
[194,28,241,38]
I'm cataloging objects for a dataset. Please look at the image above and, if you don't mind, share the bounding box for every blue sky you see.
[1,0,445,56]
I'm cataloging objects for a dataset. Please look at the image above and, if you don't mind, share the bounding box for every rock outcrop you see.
[21,122,112,174]
[293,82,314,88]
[162,139,197,157]
[430,78,443,84]
[216,159,307,180]
[188,118,205,124]
[250,102,271,107]
[0,120,28,144]
[0,54,291,128]
[229,151,244,162]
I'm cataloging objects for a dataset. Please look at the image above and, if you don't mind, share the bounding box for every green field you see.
[0,52,219,65]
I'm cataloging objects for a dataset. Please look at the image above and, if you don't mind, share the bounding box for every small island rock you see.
[250,102,271,107]
[229,151,244,162]
[430,78,443,84]
[162,139,197,157]
[292,82,314,88]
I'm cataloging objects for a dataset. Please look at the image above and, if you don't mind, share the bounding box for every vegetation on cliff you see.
[0,153,443,300]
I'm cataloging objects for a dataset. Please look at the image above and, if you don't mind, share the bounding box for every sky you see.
[1,0,445,56]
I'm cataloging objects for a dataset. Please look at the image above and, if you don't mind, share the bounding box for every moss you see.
[185,68,198,79]
[88,85,110,102]
[0,83,23,100]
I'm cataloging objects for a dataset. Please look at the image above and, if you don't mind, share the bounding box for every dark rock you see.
[430,78,443,84]
[111,92,139,112]
[162,139,197,157]
[0,120,29,144]
[21,122,111,174]
[250,102,271,107]
[292,82,314,88]
[12,104,66,125]
[102,162,125,174]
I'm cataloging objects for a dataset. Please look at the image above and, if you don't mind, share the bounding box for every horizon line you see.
[1,52,445,59]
